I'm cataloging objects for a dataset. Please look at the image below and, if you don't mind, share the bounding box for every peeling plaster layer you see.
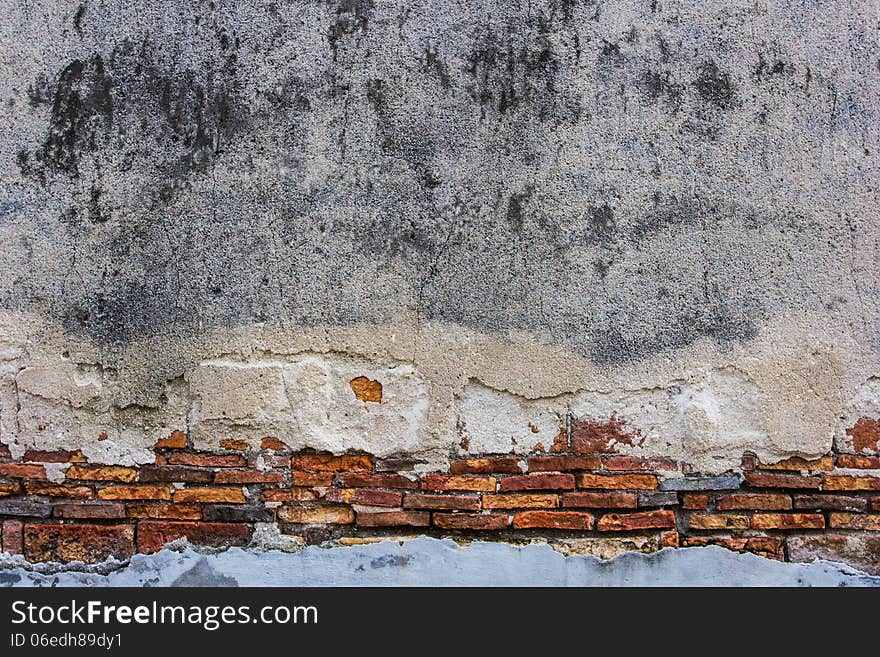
[1,0,879,473]
[1,539,879,587]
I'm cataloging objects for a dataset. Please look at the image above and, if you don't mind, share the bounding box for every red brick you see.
[758,456,834,471]
[126,504,202,520]
[0,463,46,479]
[403,493,480,511]
[597,510,675,531]
[168,453,247,467]
[434,513,509,530]
[570,414,643,454]
[277,505,354,524]
[2,520,23,555]
[219,439,249,451]
[213,469,285,484]
[261,437,289,451]
[751,513,825,530]
[289,454,372,472]
[99,485,171,501]
[660,530,680,548]
[325,489,402,507]
[746,537,784,557]
[155,430,187,449]
[837,454,880,469]
[744,473,822,489]
[335,472,418,489]
[66,465,136,482]
[137,521,251,554]
[682,494,708,510]
[513,510,595,530]
[689,514,750,530]
[716,493,792,511]
[873,497,880,512]
[53,503,125,519]
[824,475,880,491]
[602,456,678,471]
[828,513,880,530]
[527,455,601,472]
[25,524,134,563]
[138,465,212,484]
[173,487,245,504]
[450,458,520,474]
[421,474,496,492]
[24,482,94,499]
[356,510,430,527]
[481,494,558,509]
[0,443,10,459]
[500,474,575,491]
[260,487,318,503]
[23,449,87,463]
[561,492,638,508]
[576,473,658,490]
[683,536,747,550]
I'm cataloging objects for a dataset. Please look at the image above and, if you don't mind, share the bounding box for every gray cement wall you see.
[1,1,879,583]
[2,538,879,587]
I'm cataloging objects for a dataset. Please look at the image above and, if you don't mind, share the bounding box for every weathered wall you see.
[1,0,879,576]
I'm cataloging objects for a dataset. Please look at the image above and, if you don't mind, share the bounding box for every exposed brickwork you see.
[0,438,878,566]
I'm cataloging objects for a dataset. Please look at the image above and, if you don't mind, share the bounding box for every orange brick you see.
[421,474,496,492]
[278,505,354,524]
[682,494,708,510]
[660,530,680,548]
[450,458,520,474]
[828,513,880,530]
[260,487,318,503]
[126,504,202,520]
[219,439,249,451]
[597,510,675,531]
[289,454,372,472]
[291,471,335,487]
[561,492,638,508]
[261,437,289,451]
[356,510,429,527]
[757,456,834,471]
[836,454,880,469]
[750,513,825,529]
[99,485,171,501]
[155,430,187,449]
[433,513,510,530]
[66,465,136,483]
[403,493,480,511]
[326,489,402,507]
[716,493,791,511]
[513,510,595,530]
[0,482,21,497]
[335,473,418,489]
[689,514,750,530]
[823,475,880,491]
[481,494,558,509]
[173,488,246,504]
[24,482,93,499]
[576,473,658,490]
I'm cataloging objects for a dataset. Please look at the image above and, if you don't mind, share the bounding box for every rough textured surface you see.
[1,0,879,581]
[1,538,878,587]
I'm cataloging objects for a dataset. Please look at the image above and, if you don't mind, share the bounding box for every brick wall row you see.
[1,430,879,568]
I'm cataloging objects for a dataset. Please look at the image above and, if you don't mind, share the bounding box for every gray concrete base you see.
[1,537,878,587]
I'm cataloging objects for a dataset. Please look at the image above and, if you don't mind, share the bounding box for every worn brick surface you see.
[658,476,739,491]
[744,473,822,489]
[325,489,402,507]
[403,493,480,511]
[66,465,136,483]
[290,454,372,472]
[597,510,675,531]
[823,475,880,491]
[501,474,575,491]
[277,505,354,524]
[335,472,418,489]
[126,504,202,520]
[137,521,251,554]
[137,465,213,483]
[689,514,750,530]
[214,469,286,484]
[450,458,520,474]
[602,456,678,471]
[682,494,708,510]
[23,449,86,463]
[25,482,94,498]
[757,456,834,471]
[260,487,319,503]
[513,511,594,530]
[0,463,46,479]
[168,453,246,468]
[173,488,246,504]
[793,494,867,512]
[356,510,430,527]
[561,492,638,508]
[836,454,880,469]
[421,475,496,492]
[99,485,171,501]
[577,473,658,490]
[434,513,510,530]
[716,493,792,510]
[25,524,134,563]
[53,503,125,519]
[2,520,23,555]
[828,513,880,530]
[527,455,601,472]
[751,513,825,530]
[481,493,558,509]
